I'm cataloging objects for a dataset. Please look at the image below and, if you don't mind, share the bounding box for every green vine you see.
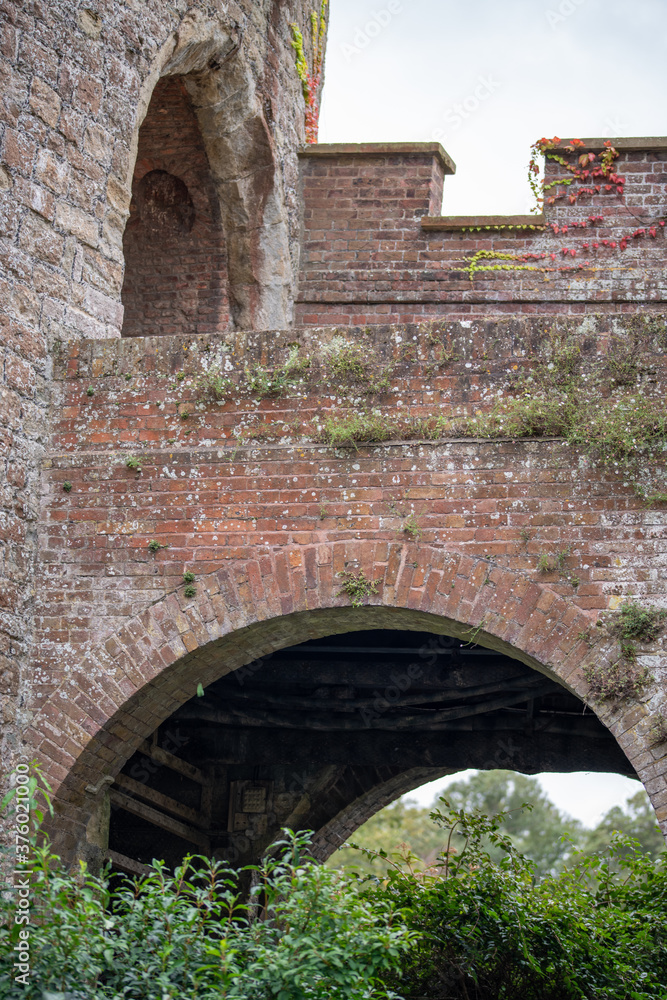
[459,137,665,281]
[464,250,542,281]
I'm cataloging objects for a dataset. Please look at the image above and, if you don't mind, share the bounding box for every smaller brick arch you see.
[29,541,667,855]
[310,767,456,862]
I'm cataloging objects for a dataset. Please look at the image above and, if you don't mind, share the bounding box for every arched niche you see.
[121,77,230,338]
[119,12,294,336]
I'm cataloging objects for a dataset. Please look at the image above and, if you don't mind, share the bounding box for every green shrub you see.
[3,771,666,1000]
[0,770,409,1000]
[359,801,667,1000]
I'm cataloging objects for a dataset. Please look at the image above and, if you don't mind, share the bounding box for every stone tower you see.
[0,0,325,800]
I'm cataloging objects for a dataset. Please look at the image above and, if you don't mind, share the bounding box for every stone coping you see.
[550,136,667,152]
[421,214,546,231]
[298,142,456,175]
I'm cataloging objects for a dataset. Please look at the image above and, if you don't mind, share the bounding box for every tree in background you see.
[329,770,664,877]
[581,789,665,860]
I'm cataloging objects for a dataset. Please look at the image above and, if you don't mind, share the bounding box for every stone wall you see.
[0,0,325,789]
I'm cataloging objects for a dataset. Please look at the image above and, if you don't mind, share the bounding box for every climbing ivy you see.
[460,138,665,281]
[290,1,328,143]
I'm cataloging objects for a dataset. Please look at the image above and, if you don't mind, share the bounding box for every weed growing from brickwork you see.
[125,455,142,472]
[583,656,653,704]
[320,337,395,395]
[537,552,554,573]
[62,481,72,493]
[245,345,310,398]
[402,513,423,541]
[635,486,667,508]
[649,714,667,747]
[458,328,667,491]
[337,570,379,608]
[606,599,667,644]
[195,339,398,409]
[198,360,235,400]
[316,410,447,449]
[583,599,666,704]
[317,411,395,449]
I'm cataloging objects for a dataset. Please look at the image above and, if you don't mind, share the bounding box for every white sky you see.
[319,0,667,215]
[318,0,665,826]
[404,770,643,827]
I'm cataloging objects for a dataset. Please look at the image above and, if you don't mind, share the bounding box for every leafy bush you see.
[0,771,410,1000]
[330,772,666,879]
[358,801,667,1000]
[3,772,666,1000]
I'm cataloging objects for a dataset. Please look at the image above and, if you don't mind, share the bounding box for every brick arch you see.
[119,8,293,333]
[31,541,666,853]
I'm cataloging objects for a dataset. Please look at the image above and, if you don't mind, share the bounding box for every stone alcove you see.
[121,76,230,338]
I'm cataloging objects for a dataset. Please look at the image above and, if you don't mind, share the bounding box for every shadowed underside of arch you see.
[30,541,667,859]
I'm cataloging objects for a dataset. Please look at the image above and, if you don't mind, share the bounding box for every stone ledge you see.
[554,136,667,152]
[421,214,546,231]
[298,142,456,175]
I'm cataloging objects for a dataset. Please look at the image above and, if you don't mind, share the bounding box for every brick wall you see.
[121,76,230,338]
[30,316,667,849]
[296,140,667,326]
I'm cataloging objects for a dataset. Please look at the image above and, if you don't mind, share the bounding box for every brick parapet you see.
[296,142,667,326]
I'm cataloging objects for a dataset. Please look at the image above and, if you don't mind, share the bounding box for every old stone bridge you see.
[1,0,666,871]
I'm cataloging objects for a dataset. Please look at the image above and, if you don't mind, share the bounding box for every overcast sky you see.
[319,0,667,215]
[318,0,665,825]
